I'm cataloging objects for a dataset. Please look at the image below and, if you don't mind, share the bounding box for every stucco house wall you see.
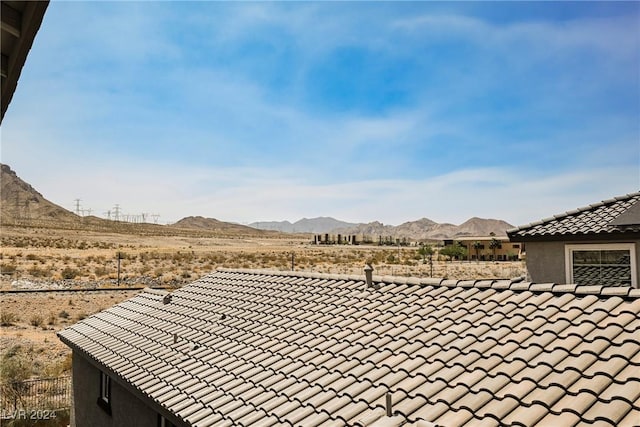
[72,351,160,427]
[523,241,564,283]
[525,239,640,285]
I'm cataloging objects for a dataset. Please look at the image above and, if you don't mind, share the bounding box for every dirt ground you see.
[0,290,139,381]
[0,224,527,380]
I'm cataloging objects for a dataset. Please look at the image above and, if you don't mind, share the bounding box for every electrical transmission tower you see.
[113,204,121,221]
[13,191,20,219]
[23,200,31,220]
[74,199,82,216]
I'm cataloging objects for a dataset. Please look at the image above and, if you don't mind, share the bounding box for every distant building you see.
[508,192,640,287]
[59,268,640,426]
[444,236,523,261]
[312,234,377,245]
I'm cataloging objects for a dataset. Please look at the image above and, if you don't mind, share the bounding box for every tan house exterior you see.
[507,192,640,288]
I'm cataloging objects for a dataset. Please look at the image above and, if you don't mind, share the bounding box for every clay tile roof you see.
[58,269,640,427]
[507,191,640,241]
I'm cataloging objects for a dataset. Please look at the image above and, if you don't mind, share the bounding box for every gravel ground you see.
[0,289,140,380]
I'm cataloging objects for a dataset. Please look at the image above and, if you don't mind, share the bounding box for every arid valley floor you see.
[0,223,525,385]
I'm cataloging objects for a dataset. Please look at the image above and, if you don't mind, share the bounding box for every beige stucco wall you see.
[72,351,159,427]
[525,240,640,286]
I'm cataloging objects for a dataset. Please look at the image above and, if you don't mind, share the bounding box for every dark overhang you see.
[506,230,640,243]
[1,0,49,124]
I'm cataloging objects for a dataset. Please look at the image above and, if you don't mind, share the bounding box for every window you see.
[565,243,637,287]
[97,371,111,414]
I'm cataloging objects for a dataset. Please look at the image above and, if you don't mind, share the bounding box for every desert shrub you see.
[94,266,110,277]
[61,267,80,279]
[43,353,72,377]
[47,313,57,326]
[0,263,17,275]
[28,265,51,277]
[29,315,43,327]
[1,311,19,326]
[58,310,70,319]
[1,352,30,384]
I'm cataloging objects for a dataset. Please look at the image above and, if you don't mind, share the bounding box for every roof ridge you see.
[213,268,640,299]
[506,191,640,234]
[141,287,170,296]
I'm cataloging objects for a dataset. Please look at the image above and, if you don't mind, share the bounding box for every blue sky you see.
[2,1,639,226]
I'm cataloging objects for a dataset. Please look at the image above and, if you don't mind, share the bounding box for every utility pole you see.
[116,252,122,286]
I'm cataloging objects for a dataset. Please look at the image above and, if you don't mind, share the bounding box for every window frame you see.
[97,370,112,414]
[564,243,637,287]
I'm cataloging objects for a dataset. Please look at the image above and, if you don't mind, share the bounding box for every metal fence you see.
[1,376,71,413]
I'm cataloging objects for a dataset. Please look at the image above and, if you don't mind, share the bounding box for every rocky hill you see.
[336,217,513,240]
[250,217,357,234]
[0,164,274,237]
[0,163,79,223]
[173,216,272,235]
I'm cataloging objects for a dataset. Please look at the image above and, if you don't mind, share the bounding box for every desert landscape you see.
[0,223,525,384]
[0,163,525,404]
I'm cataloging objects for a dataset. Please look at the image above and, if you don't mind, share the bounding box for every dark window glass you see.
[572,249,631,286]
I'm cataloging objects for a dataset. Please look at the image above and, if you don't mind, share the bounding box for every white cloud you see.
[15,156,635,228]
[392,13,638,60]
[2,2,637,230]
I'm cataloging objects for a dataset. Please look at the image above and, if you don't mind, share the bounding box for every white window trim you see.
[564,243,637,287]
[100,371,111,403]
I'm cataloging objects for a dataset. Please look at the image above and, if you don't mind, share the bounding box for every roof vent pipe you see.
[364,264,374,289]
[163,295,172,304]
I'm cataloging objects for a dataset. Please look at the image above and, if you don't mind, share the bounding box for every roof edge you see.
[507,191,640,236]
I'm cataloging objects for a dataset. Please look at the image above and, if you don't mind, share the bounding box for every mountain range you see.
[1,163,514,239]
[249,217,357,234]
[250,216,514,240]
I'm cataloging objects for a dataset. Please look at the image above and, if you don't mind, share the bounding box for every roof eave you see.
[507,231,640,243]
[57,332,188,427]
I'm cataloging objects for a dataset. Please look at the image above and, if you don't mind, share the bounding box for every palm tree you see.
[489,238,501,261]
[472,241,482,261]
